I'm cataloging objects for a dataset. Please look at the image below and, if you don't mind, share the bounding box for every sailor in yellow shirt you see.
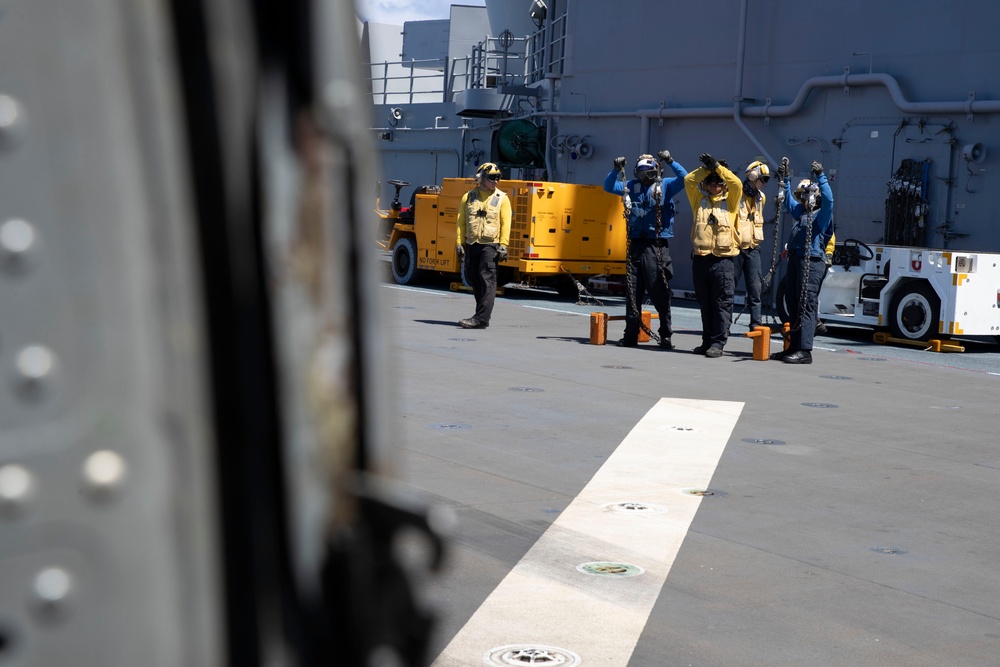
[734,160,771,329]
[683,153,743,357]
[455,162,512,328]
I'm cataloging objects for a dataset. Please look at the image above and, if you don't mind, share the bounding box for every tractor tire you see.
[888,281,941,341]
[391,237,420,285]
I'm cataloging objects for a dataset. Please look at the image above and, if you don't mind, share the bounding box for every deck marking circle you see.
[576,561,644,577]
[602,501,667,514]
[741,437,786,445]
[429,423,471,430]
[871,546,908,555]
[802,402,839,409]
[681,488,727,498]
[484,644,582,666]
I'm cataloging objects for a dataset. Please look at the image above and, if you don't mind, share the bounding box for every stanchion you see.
[588,311,659,345]
[744,326,772,361]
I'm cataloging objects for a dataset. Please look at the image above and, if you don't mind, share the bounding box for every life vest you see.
[788,209,819,256]
[737,192,765,249]
[691,198,739,257]
[626,181,674,239]
[464,189,507,243]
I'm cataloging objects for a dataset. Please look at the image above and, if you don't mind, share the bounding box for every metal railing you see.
[366,29,548,106]
[526,12,567,83]
[366,57,455,106]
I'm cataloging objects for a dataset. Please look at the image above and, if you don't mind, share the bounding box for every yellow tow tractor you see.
[377,177,628,297]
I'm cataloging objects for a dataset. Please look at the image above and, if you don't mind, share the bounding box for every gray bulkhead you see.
[364,0,1000,293]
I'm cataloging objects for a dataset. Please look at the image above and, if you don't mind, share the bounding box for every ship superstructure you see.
[361,0,1000,296]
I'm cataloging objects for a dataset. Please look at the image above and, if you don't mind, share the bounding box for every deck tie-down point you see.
[589,311,658,345]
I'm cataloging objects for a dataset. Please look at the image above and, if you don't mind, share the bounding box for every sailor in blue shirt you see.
[774,160,834,364]
[602,150,688,349]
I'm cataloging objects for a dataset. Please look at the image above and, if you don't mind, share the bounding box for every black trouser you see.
[732,245,763,327]
[785,254,824,351]
[464,243,498,324]
[623,239,673,343]
[692,254,735,349]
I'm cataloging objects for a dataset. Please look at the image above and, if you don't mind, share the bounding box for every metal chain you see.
[761,160,788,298]
[785,200,814,337]
[560,266,603,307]
[621,167,661,344]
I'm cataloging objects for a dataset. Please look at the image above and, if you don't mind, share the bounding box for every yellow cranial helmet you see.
[745,160,771,183]
[477,162,502,181]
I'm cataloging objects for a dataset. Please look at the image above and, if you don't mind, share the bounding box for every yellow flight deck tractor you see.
[377,177,628,297]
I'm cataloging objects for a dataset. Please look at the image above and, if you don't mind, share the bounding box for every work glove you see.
[656,149,673,164]
[497,245,509,262]
[777,159,789,179]
[455,244,465,260]
[648,181,662,202]
[613,156,626,171]
[811,161,824,176]
[699,153,719,171]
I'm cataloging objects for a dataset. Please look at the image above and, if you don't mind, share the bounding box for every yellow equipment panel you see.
[417,178,627,280]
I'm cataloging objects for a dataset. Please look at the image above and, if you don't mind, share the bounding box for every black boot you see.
[782,350,812,364]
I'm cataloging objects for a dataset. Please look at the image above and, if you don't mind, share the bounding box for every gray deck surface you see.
[380,280,1000,667]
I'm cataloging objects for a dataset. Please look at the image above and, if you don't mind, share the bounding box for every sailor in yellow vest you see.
[734,160,771,330]
[683,153,743,357]
[455,162,512,328]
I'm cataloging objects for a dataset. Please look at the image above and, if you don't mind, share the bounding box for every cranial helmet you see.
[477,162,502,181]
[794,178,820,209]
[634,154,658,182]
[794,178,814,198]
[745,160,771,183]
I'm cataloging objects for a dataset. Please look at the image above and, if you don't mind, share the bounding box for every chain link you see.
[622,171,667,344]
[560,266,603,307]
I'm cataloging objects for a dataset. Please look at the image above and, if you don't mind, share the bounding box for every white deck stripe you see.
[433,397,743,667]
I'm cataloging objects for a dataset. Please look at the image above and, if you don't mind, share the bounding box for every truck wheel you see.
[888,282,940,341]
[391,237,420,285]
[554,274,581,300]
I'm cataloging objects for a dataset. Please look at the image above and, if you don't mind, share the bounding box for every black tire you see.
[391,236,420,285]
[888,281,941,341]
[497,265,516,287]
[553,274,581,300]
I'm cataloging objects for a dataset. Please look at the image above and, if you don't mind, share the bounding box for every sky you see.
[354,0,485,25]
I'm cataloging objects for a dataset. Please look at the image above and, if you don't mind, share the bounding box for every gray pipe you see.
[744,72,1000,118]
[529,72,1000,122]
[733,0,778,168]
